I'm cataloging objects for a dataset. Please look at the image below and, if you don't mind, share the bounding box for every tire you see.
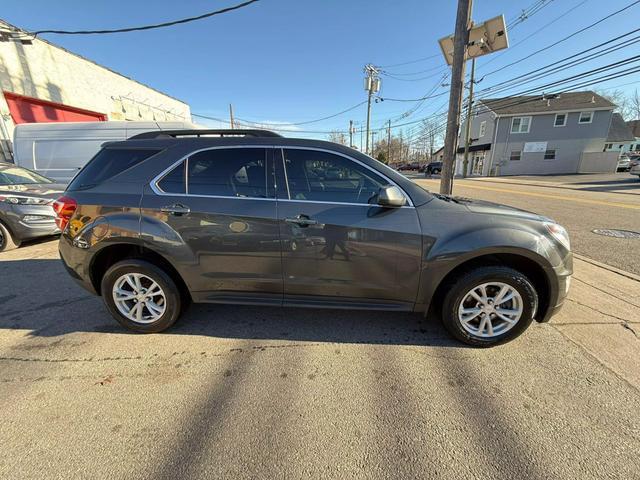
[100,259,182,333]
[0,221,19,253]
[441,266,538,347]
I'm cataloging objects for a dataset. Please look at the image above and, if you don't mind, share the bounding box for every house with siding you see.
[625,119,640,153]
[456,91,619,176]
[603,113,635,154]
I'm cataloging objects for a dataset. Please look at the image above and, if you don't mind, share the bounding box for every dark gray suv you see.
[57,129,572,346]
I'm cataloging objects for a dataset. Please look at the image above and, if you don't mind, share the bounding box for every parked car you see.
[0,162,64,252]
[630,157,640,180]
[55,129,572,347]
[13,120,197,184]
[616,155,631,172]
[396,163,413,171]
[424,161,443,175]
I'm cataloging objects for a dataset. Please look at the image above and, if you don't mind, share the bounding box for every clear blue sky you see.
[3,0,640,142]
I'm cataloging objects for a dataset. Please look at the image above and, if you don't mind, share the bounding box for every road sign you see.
[438,15,509,66]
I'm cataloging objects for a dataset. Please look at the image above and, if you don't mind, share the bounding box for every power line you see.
[4,0,260,37]
[234,100,368,126]
[480,0,640,78]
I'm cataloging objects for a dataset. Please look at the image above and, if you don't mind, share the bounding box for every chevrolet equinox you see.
[56,129,572,346]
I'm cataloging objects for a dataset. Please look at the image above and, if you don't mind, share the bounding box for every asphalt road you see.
[415,172,640,275]
[1,237,639,479]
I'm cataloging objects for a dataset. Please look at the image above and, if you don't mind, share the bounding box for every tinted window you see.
[158,161,186,194]
[68,148,160,191]
[187,148,269,198]
[0,165,52,185]
[283,149,387,204]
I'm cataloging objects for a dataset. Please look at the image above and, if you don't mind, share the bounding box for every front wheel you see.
[441,266,538,347]
[101,259,182,333]
[0,222,19,253]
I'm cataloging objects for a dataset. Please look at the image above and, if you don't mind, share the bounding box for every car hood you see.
[0,183,66,200]
[438,194,548,222]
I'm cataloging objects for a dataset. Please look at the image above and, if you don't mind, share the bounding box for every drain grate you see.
[592,229,640,239]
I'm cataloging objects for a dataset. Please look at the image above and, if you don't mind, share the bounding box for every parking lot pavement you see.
[1,239,639,479]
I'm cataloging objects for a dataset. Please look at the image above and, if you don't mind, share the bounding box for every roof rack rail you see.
[129,129,283,140]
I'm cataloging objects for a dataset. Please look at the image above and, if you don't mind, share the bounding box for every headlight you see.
[0,195,51,205]
[544,222,570,251]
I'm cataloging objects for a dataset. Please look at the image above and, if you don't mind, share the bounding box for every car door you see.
[275,147,422,309]
[140,146,282,304]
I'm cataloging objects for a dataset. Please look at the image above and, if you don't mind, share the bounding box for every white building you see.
[0,20,191,161]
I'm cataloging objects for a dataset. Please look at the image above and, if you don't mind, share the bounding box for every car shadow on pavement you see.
[0,259,458,347]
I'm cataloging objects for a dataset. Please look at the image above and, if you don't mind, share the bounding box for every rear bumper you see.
[58,234,98,295]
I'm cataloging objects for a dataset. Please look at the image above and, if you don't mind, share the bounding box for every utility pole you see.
[349,120,354,148]
[364,64,380,155]
[387,120,392,164]
[462,57,476,178]
[440,0,473,194]
[229,104,235,129]
[371,131,378,156]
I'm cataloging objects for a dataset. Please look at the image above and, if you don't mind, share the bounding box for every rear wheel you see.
[441,266,538,347]
[101,259,182,333]
[0,222,19,252]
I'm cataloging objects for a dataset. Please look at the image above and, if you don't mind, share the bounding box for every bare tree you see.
[596,89,633,120]
[327,130,348,146]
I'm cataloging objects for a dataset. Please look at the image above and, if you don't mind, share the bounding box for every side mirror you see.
[377,185,407,207]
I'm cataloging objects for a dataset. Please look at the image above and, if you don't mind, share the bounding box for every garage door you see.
[4,91,107,124]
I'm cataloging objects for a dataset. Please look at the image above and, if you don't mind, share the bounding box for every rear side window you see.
[157,161,186,194]
[187,148,270,198]
[67,148,160,191]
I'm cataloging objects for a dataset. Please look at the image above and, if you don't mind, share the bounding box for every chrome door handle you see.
[284,215,317,227]
[161,203,191,216]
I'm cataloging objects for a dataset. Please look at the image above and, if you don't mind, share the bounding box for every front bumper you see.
[538,252,572,323]
[1,204,60,242]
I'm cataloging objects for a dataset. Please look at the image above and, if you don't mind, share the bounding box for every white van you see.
[13,121,198,183]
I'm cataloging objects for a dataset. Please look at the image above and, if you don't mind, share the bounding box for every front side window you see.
[479,121,487,137]
[554,113,567,127]
[187,148,270,198]
[282,149,388,204]
[510,150,522,161]
[510,116,531,134]
[544,149,556,160]
[579,111,593,124]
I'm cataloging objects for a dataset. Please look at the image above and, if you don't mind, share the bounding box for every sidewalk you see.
[551,255,640,389]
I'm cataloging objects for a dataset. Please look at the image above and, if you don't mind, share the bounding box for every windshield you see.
[0,165,53,186]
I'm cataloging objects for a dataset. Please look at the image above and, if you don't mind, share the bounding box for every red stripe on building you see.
[3,91,107,124]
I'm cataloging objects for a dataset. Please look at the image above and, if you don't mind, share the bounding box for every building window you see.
[479,121,487,137]
[510,116,531,134]
[578,111,593,124]
[604,143,612,150]
[619,144,624,149]
[544,149,556,160]
[510,150,522,161]
[554,113,567,127]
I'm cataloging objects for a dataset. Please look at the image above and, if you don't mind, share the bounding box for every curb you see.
[573,253,640,283]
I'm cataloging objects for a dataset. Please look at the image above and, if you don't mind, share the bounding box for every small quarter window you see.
[510,150,521,161]
[544,149,556,160]
[158,161,186,194]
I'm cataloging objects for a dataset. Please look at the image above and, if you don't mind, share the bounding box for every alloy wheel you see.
[112,273,167,324]
[457,282,523,338]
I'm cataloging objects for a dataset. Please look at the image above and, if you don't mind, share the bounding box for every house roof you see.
[607,113,635,142]
[479,91,615,115]
[626,119,640,137]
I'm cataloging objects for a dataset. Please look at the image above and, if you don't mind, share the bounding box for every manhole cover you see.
[592,229,640,239]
